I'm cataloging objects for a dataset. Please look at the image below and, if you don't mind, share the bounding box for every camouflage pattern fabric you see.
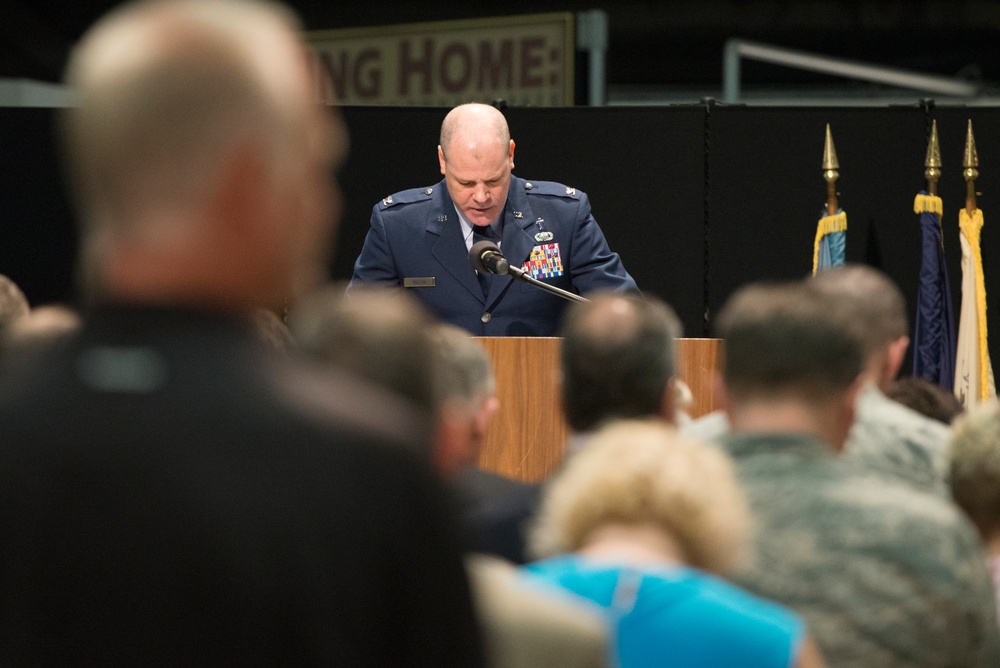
[845,385,950,497]
[720,432,1000,667]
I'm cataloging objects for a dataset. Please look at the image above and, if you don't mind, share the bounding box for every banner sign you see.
[306,13,575,107]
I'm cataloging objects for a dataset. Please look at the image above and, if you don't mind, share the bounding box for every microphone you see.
[468,239,589,306]
[469,240,510,276]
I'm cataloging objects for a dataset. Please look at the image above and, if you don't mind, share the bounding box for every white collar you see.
[456,205,502,251]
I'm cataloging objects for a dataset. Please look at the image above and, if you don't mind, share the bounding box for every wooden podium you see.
[475,337,723,482]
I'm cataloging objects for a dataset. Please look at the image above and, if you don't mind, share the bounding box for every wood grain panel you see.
[677,338,724,420]
[476,337,565,483]
[476,337,723,482]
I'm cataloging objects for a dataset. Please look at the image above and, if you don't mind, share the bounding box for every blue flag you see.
[912,192,956,391]
[812,209,846,274]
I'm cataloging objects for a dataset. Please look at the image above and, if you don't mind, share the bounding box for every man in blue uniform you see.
[349,103,637,336]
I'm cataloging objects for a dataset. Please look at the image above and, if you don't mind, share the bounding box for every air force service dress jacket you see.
[350,176,638,336]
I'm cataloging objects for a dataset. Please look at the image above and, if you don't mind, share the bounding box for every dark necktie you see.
[473,225,501,297]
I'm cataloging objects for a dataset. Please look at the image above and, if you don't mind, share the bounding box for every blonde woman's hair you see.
[529,420,750,575]
[949,399,1000,540]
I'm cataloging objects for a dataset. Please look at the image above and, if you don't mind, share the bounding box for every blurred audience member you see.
[811,265,952,495]
[525,420,824,668]
[429,323,500,476]
[687,265,954,497]
[0,274,29,332]
[2,303,81,351]
[672,378,696,427]
[291,285,611,668]
[949,400,1000,623]
[248,307,294,355]
[888,375,965,425]
[0,0,483,664]
[716,281,999,667]
[560,292,683,453]
[429,323,542,563]
[292,282,438,414]
[467,552,610,668]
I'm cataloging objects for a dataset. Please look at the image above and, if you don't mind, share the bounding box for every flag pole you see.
[964,119,979,215]
[813,124,847,274]
[823,123,839,217]
[954,119,996,405]
[912,118,956,390]
[925,119,942,196]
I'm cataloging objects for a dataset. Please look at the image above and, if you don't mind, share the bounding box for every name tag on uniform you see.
[403,277,436,288]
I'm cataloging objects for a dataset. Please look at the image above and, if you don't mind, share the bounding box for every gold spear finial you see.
[823,123,840,215]
[925,119,942,196]
[964,119,979,214]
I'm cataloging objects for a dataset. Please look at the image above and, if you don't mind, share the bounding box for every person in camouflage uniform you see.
[810,265,952,496]
[715,281,1000,667]
[686,266,953,496]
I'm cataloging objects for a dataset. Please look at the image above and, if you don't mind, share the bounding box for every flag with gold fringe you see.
[954,206,996,406]
[912,192,956,391]
[814,125,846,274]
[812,209,846,274]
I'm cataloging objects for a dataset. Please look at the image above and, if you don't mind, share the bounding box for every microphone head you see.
[469,240,502,273]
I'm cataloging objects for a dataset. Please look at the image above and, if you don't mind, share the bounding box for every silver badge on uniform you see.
[535,231,554,242]
[513,211,524,219]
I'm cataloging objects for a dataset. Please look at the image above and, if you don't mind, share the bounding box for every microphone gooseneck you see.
[467,239,590,306]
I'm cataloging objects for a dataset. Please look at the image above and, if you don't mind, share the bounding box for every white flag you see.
[954,208,996,408]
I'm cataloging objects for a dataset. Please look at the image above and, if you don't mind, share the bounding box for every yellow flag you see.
[954,208,996,407]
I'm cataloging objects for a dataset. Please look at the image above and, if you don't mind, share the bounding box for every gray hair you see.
[429,324,496,412]
[62,0,306,247]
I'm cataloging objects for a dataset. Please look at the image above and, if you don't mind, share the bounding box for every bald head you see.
[439,103,510,159]
[63,0,344,309]
[66,0,310,230]
[437,103,515,227]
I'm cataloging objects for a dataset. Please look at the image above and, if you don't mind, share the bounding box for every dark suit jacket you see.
[350,176,638,336]
[454,466,541,565]
[0,306,484,666]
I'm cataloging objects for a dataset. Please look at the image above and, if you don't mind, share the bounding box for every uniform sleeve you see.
[349,205,401,288]
[566,192,639,296]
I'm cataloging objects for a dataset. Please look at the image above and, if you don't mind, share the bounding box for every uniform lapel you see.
[429,184,485,303]
[501,178,538,274]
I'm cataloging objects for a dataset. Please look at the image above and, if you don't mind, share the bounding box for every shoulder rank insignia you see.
[381,195,393,206]
[566,187,576,196]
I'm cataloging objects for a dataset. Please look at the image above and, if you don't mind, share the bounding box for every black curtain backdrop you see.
[2,103,995,369]
[0,107,77,306]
